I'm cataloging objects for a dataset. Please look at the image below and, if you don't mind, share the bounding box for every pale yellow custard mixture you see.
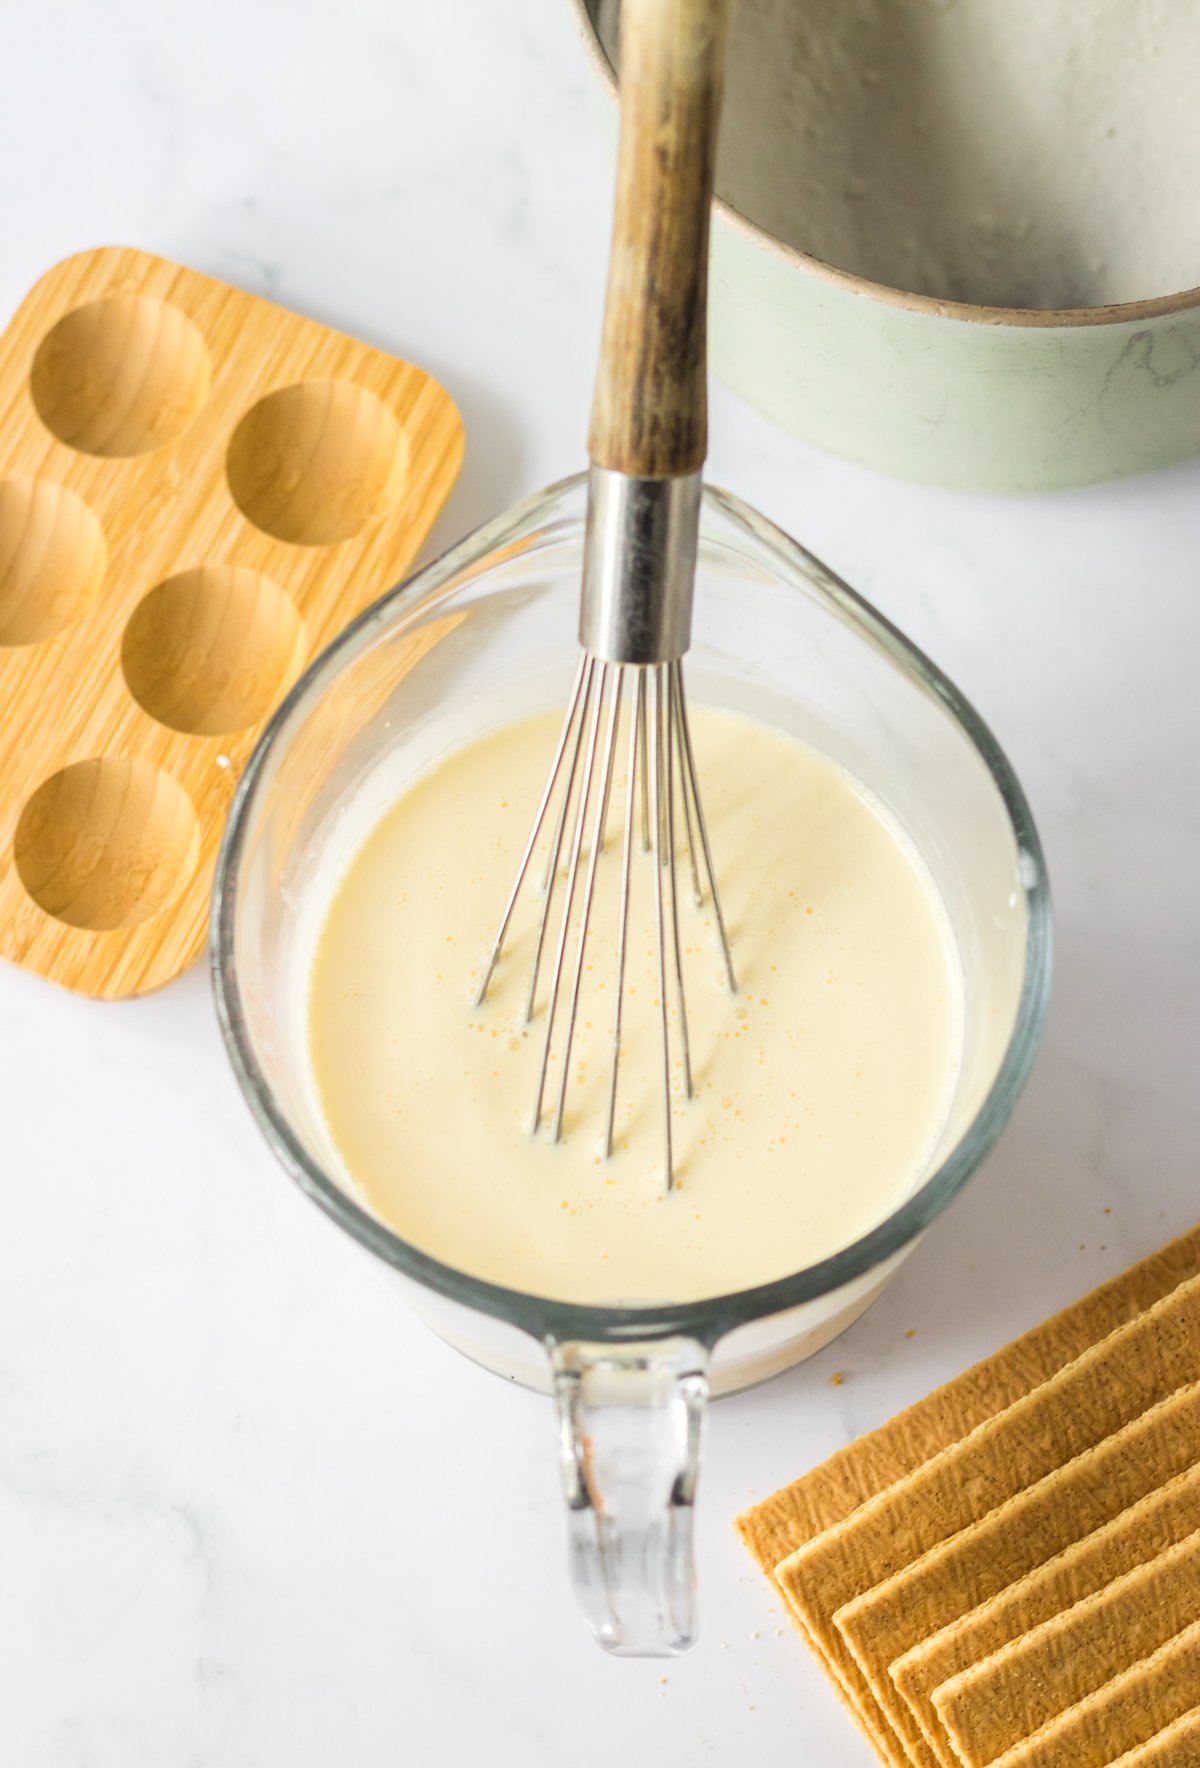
[308,706,962,1305]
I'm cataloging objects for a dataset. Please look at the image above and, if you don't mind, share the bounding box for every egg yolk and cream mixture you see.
[308,706,962,1305]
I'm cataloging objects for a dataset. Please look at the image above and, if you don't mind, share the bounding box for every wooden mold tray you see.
[0,246,463,998]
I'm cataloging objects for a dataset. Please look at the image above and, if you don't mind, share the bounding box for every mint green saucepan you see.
[573,0,1200,493]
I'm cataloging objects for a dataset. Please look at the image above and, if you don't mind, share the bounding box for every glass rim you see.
[211,472,1052,1349]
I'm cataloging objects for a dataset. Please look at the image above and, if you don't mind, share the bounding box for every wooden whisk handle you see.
[588,0,732,481]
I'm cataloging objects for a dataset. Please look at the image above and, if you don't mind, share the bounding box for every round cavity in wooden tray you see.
[0,478,107,646]
[31,295,211,458]
[14,757,200,931]
[225,380,406,545]
[122,565,305,736]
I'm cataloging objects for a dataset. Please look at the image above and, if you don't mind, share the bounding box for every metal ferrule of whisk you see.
[474,468,736,1193]
[580,468,700,666]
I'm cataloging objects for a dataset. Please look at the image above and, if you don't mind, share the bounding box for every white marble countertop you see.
[2,3,1198,1763]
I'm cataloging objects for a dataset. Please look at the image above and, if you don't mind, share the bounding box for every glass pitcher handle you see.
[550,1336,710,1656]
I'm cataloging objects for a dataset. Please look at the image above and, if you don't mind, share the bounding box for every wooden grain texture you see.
[588,0,731,478]
[0,246,463,998]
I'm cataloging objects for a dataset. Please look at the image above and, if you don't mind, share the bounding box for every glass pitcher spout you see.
[551,1337,709,1656]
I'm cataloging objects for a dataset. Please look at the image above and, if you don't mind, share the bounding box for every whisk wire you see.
[524,659,597,1023]
[675,670,737,994]
[647,669,675,1186]
[475,655,591,1010]
[664,666,693,1102]
[596,697,618,857]
[477,654,733,1190]
[551,665,624,1142]
[604,671,641,1158]
[672,664,704,908]
[533,662,608,1130]
[638,670,651,853]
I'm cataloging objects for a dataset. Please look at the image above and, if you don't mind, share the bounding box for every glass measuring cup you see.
[212,473,1051,1657]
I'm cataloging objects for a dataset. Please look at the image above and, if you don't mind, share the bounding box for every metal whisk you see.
[475,0,735,1188]
[476,646,735,1187]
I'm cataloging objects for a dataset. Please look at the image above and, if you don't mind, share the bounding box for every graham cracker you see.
[737,1228,1200,1578]
[984,1619,1200,1768]
[1106,1709,1200,1768]
[835,1390,1200,1768]
[736,1227,1200,1763]
[891,1441,1200,1768]
[774,1269,1200,1767]
[934,1530,1200,1767]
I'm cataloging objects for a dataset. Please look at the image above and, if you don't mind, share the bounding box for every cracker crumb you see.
[831,1370,844,1386]
[905,1328,917,1339]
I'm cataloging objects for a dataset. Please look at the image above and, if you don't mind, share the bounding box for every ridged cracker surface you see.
[1105,1707,1200,1768]
[934,1530,1200,1766]
[737,1229,1200,1575]
[773,1267,1200,1763]
[891,1441,1200,1768]
[736,1227,1200,1761]
[984,1619,1200,1768]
